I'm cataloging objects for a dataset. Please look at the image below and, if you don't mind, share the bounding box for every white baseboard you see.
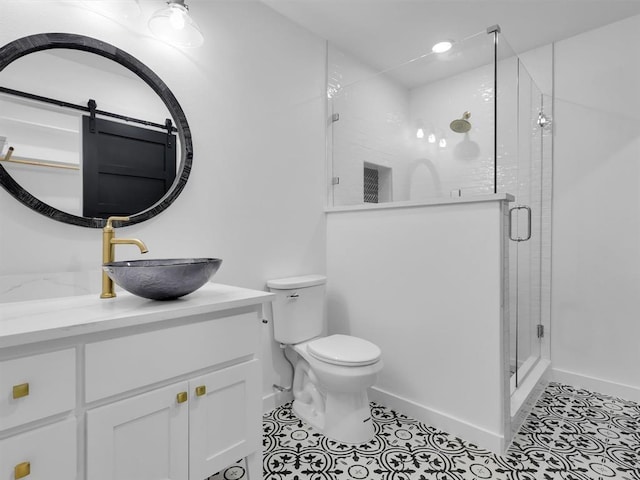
[550,368,640,403]
[369,386,505,455]
[263,390,293,413]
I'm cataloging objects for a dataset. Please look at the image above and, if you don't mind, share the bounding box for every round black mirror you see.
[0,33,192,228]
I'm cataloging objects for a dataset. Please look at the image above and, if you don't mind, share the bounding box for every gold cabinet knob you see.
[12,383,29,399]
[176,391,188,404]
[15,461,31,479]
[195,385,206,397]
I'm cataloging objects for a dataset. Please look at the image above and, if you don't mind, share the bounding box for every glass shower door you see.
[509,59,545,388]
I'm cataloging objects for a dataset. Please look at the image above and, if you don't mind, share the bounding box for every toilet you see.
[267,274,383,444]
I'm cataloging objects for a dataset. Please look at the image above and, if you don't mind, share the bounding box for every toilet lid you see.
[307,334,381,366]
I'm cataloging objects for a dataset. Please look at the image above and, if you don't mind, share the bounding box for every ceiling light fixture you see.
[432,41,453,54]
[148,0,204,48]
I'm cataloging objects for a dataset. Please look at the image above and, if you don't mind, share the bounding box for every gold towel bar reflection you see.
[1,146,80,171]
[12,383,30,399]
[15,461,31,479]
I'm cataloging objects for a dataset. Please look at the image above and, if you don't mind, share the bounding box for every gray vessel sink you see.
[103,258,222,300]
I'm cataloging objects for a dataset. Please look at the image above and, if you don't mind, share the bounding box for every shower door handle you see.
[509,205,532,242]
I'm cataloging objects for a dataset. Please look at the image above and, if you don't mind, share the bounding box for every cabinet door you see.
[189,360,261,480]
[87,382,189,480]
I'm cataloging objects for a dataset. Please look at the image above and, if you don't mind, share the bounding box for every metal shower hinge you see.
[537,324,544,339]
[331,177,340,185]
[537,112,551,129]
[331,113,340,123]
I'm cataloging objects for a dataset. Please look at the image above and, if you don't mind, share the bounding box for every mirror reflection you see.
[0,48,181,219]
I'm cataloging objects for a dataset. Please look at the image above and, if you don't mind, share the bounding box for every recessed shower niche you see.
[363,162,392,203]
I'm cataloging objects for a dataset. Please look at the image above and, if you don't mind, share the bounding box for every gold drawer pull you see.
[15,461,31,479]
[195,385,206,397]
[12,383,29,399]
[176,392,188,404]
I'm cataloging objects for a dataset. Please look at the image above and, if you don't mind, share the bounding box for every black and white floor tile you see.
[208,382,640,480]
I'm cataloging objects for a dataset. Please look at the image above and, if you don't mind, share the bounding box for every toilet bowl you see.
[290,335,382,443]
[268,275,383,444]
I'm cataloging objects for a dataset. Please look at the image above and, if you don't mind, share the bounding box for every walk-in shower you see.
[325,25,552,448]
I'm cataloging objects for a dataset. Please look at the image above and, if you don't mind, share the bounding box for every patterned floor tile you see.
[207,382,640,480]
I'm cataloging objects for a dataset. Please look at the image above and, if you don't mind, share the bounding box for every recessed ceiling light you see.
[432,41,453,53]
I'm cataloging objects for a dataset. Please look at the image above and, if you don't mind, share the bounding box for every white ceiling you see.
[261,0,640,74]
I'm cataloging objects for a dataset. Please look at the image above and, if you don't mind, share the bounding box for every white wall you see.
[326,198,510,453]
[0,0,327,408]
[551,14,640,401]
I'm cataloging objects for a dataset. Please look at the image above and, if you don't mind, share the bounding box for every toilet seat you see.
[307,334,381,366]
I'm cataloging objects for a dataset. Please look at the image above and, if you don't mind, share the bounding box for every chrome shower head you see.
[450,111,471,133]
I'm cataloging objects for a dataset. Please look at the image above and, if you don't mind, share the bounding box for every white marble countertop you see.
[0,283,274,349]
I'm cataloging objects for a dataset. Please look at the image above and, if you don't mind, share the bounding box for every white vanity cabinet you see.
[0,283,273,480]
[87,361,261,480]
[85,311,263,480]
[87,360,262,480]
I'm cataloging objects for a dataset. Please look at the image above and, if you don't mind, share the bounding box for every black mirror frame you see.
[0,33,193,228]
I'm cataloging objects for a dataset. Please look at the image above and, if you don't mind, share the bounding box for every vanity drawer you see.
[85,312,259,402]
[0,418,77,480]
[0,349,76,431]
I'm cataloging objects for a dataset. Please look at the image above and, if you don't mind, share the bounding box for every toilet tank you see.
[267,274,326,344]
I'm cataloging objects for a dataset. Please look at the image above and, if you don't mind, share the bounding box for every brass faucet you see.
[101,216,149,299]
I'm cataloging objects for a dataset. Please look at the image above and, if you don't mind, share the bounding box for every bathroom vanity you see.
[0,283,273,480]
